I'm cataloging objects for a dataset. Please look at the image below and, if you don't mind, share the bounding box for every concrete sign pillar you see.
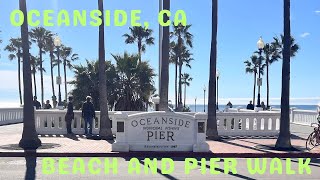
[112,112,209,152]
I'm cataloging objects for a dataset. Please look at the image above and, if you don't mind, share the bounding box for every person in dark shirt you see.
[82,96,95,135]
[33,96,41,109]
[43,100,52,109]
[247,101,254,110]
[65,96,74,134]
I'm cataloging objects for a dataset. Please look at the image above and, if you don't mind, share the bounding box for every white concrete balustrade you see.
[34,110,281,136]
[216,111,280,136]
[2,107,318,136]
[34,110,140,135]
[0,108,23,125]
[290,109,318,125]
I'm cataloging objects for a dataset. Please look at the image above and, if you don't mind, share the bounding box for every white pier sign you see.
[112,112,209,152]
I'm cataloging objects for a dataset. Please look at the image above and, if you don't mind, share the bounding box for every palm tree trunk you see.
[184,83,186,108]
[207,0,219,140]
[33,68,37,97]
[266,56,270,109]
[19,0,41,149]
[138,40,142,63]
[159,0,170,111]
[253,72,256,107]
[178,63,183,109]
[276,0,292,150]
[98,0,113,139]
[63,60,67,102]
[17,53,23,105]
[175,60,178,109]
[39,48,44,107]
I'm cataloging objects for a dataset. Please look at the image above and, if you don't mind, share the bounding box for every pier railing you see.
[34,110,140,135]
[290,109,318,125]
[2,107,317,135]
[0,108,23,125]
[34,110,281,136]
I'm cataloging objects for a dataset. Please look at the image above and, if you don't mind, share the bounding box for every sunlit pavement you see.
[0,123,319,154]
[0,123,320,179]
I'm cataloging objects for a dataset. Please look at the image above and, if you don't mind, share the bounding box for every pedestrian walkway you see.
[0,123,319,156]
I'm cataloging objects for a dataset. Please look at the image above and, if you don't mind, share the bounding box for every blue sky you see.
[0,0,320,107]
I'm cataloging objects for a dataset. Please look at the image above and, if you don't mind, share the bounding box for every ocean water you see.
[187,105,318,112]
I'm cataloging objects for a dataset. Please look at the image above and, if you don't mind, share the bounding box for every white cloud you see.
[300,32,310,38]
[315,10,320,14]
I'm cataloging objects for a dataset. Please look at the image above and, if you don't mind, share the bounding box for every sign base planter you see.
[112,112,209,152]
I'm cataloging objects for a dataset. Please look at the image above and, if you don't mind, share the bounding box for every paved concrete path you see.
[0,123,319,154]
[0,123,320,179]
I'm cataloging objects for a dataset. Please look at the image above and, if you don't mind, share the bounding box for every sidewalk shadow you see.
[86,135,115,143]
[291,134,307,140]
[139,159,179,180]
[38,134,81,141]
[216,139,272,154]
[24,150,37,180]
[65,134,80,141]
[197,161,255,180]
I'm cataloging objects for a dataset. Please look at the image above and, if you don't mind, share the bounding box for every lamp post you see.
[54,36,62,108]
[216,70,220,110]
[256,37,265,107]
[203,85,206,112]
[265,43,270,110]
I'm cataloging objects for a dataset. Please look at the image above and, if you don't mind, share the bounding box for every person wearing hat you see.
[81,96,96,135]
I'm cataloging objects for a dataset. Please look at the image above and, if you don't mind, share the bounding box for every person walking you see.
[82,96,95,136]
[65,96,74,134]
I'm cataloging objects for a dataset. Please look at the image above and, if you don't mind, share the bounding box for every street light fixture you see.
[203,85,206,112]
[256,37,265,107]
[54,36,63,108]
[216,70,220,110]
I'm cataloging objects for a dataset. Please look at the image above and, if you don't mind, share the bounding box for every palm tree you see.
[98,0,113,140]
[19,0,41,149]
[45,35,57,108]
[159,0,170,111]
[59,46,79,102]
[169,42,193,110]
[29,27,53,107]
[261,43,281,109]
[112,53,156,111]
[4,38,23,105]
[272,35,300,58]
[207,0,219,140]
[244,55,264,107]
[181,73,192,107]
[171,23,193,110]
[275,0,294,150]
[169,41,179,108]
[30,55,45,97]
[123,26,155,63]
